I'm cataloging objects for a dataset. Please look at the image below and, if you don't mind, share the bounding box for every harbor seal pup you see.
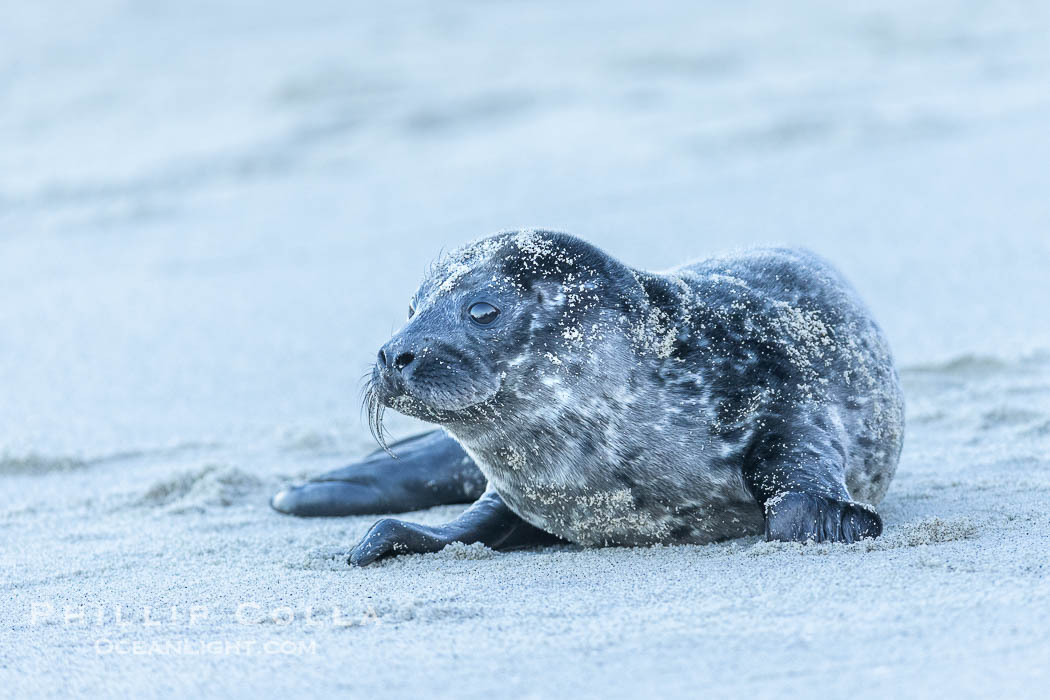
[272,230,904,566]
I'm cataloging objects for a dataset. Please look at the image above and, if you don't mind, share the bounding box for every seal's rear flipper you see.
[271,430,487,517]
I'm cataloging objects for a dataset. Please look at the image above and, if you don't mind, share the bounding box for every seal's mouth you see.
[363,362,415,450]
[363,359,501,451]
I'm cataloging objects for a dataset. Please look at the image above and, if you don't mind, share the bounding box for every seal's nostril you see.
[378,349,388,367]
[394,352,415,370]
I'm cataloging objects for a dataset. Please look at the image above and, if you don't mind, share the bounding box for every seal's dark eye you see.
[468,301,500,325]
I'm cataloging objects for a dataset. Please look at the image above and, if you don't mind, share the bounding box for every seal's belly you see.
[483,468,765,547]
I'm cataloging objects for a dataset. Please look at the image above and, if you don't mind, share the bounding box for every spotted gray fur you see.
[367,230,904,547]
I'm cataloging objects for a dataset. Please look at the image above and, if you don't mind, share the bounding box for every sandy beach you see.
[3,2,1049,697]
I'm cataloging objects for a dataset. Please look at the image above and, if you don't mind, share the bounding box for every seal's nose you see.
[378,341,415,373]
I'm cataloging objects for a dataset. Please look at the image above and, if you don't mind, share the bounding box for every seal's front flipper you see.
[763,492,882,543]
[744,423,883,544]
[271,430,486,517]
[348,490,563,566]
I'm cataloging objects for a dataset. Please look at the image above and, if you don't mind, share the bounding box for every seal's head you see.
[365,230,638,444]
